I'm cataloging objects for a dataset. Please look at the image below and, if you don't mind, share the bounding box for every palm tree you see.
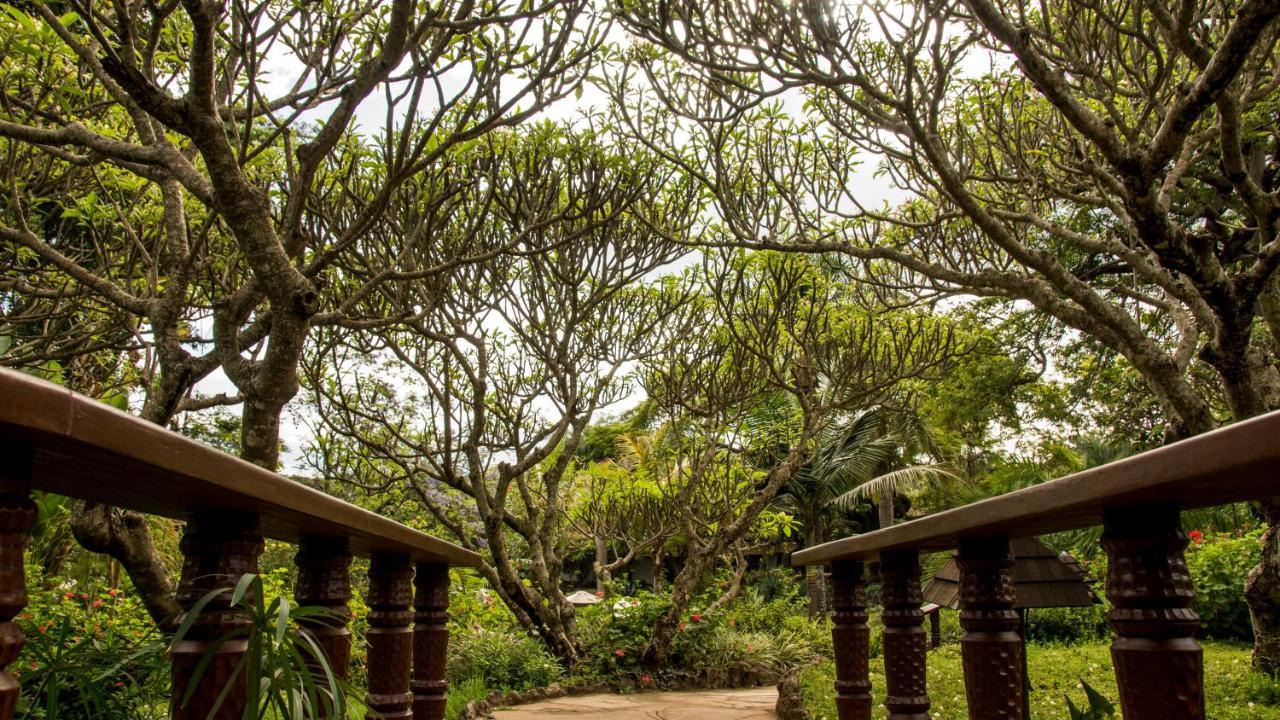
[777,405,954,616]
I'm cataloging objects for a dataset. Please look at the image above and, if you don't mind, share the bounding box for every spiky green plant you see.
[170,573,350,720]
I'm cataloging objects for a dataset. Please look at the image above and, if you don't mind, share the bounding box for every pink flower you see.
[614,649,625,658]
[640,674,651,684]
[594,591,605,598]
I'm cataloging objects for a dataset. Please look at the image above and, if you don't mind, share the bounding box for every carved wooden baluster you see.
[412,563,449,720]
[295,536,353,718]
[830,560,872,720]
[366,552,414,720]
[957,536,1024,720]
[171,511,264,720]
[880,550,930,720]
[1102,504,1204,720]
[0,447,36,720]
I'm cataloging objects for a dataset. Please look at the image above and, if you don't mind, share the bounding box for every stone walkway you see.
[490,688,778,720]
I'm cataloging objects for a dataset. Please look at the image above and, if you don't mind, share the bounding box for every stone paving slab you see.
[490,688,778,720]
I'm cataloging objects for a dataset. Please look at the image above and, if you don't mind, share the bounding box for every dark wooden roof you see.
[792,407,1280,565]
[923,537,1097,609]
[0,368,482,567]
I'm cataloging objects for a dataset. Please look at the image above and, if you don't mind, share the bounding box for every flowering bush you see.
[16,565,168,719]
[1185,528,1264,640]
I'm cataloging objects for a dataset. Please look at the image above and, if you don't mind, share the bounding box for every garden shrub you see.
[16,565,168,719]
[1185,529,1263,640]
[1023,604,1109,644]
[446,629,563,691]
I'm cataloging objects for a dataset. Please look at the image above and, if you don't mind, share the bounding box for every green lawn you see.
[800,641,1280,719]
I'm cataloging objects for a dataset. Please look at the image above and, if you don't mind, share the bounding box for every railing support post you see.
[413,563,449,720]
[0,447,36,720]
[957,536,1024,720]
[1102,504,1204,720]
[171,511,263,720]
[295,536,353,694]
[830,560,872,720]
[880,549,930,720]
[367,552,414,719]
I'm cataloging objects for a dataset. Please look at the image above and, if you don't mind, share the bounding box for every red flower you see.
[92,599,105,609]
[37,626,47,635]
[640,674,651,684]
[614,649,626,658]
[690,614,702,623]
[678,623,687,631]
[64,592,76,599]
[594,591,605,598]
[1190,529,1204,544]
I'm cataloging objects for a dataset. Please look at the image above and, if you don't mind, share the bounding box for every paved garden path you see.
[490,687,777,720]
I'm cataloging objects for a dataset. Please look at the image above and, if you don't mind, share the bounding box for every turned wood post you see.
[880,549,930,720]
[367,552,414,719]
[413,563,449,720]
[957,536,1024,720]
[295,536,353,690]
[0,447,36,720]
[1102,504,1204,720]
[830,560,872,720]
[171,511,264,720]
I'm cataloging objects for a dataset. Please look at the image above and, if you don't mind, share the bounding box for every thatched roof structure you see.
[923,536,1097,609]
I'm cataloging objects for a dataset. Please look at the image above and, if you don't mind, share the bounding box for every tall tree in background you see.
[636,252,956,665]
[301,129,698,660]
[1,0,600,626]
[615,0,1280,669]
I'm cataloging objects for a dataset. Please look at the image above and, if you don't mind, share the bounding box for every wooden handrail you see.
[0,367,477,719]
[792,407,1280,566]
[793,409,1280,720]
[0,367,481,567]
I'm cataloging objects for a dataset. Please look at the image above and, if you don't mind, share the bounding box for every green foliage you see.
[1186,530,1265,640]
[1065,679,1116,719]
[16,566,167,719]
[801,641,1280,719]
[169,574,351,720]
[446,630,563,691]
[444,677,490,719]
[1022,605,1109,644]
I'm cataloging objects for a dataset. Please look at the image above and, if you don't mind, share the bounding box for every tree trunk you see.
[644,547,717,667]
[70,500,181,629]
[594,535,611,593]
[878,485,896,529]
[1247,498,1280,673]
[805,565,827,619]
[241,395,286,469]
[804,527,828,618]
[652,547,664,593]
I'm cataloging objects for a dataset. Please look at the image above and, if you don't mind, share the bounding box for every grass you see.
[799,640,1280,720]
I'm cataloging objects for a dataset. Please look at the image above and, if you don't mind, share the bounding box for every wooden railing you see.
[792,409,1280,720]
[0,368,482,719]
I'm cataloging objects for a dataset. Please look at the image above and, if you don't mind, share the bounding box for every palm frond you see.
[831,463,957,510]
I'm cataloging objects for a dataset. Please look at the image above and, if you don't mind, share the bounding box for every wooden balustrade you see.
[793,408,1280,720]
[0,368,482,720]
